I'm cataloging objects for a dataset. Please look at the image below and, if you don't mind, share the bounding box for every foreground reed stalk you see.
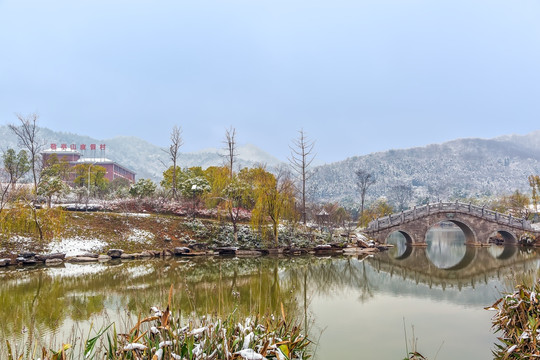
[5,286,311,360]
[486,279,540,359]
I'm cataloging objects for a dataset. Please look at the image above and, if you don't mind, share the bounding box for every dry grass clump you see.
[5,286,311,360]
[486,279,540,359]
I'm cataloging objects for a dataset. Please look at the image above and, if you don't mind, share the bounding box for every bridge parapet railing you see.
[367,202,532,231]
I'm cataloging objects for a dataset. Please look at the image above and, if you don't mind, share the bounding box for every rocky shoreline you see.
[0,243,388,268]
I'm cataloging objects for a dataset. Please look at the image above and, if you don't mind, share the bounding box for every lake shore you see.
[0,210,384,267]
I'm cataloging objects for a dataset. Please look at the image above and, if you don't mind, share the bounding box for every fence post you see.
[468,202,471,212]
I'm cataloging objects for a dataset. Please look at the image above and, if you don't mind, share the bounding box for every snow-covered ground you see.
[8,235,33,248]
[119,212,151,218]
[126,229,154,243]
[47,237,107,256]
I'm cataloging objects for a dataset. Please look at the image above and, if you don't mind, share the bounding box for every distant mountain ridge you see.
[2,125,540,206]
[0,125,283,182]
[309,132,540,206]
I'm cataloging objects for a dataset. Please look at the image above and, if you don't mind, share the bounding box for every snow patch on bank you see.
[8,235,33,247]
[47,237,106,257]
[119,212,151,218]
[127,229,154,243]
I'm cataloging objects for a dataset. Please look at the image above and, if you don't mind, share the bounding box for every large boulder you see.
[174,247,191,255]
[121,253,143,259]
[217,247,238,256]
[78,252,99,258]
[314,244,343,255]
[0,258,11,267]
[19,252,36,258]
[107,249,124,258]
[161,249,174,257]
[36,253,66,262]
[19,258,38,265]
[188,243,208,251]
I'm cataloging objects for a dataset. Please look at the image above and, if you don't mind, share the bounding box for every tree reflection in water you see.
[1,250,539,355]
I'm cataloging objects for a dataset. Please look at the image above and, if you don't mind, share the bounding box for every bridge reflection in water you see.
[374,227,537,290]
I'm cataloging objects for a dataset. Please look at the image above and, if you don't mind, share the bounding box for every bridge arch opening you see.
[386,231,413,259]
[488,230,518,246]
[447,220,476,244]
[425,221,473,269]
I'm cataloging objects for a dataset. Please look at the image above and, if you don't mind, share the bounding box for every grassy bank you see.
[0,210,345,258]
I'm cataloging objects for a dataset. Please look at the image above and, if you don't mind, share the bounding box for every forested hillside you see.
[308,132,540,206]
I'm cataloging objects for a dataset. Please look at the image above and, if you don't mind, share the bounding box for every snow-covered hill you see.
[309,134,540,206]
[3,125,540,206]
[0,126,282,182]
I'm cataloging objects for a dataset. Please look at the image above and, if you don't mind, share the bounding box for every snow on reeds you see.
[5,286,312,360]
[486,279,540,359]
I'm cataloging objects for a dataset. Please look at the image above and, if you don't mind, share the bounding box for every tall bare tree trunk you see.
[355,168,375,226]
[289,129,315,225]
[223,126,239,243]
[164,125,183,199]
[9,113,44,241]
[224,127,236,180]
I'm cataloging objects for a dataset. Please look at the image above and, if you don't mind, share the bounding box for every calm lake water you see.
[1,227,539,359]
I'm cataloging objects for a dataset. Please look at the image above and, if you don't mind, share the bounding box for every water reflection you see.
[1,247,539,360]
[386,231,410,258]
[426,223,466,268]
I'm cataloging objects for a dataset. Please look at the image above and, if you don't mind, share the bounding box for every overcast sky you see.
[1,0,539,163]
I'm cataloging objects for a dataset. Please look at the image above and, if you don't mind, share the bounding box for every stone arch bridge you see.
[366,202,537,245]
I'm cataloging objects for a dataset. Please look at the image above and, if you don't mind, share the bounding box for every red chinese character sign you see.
[51,143,57,150]
[70,144,76,150]
[90,144,96,150]
[80,144,86,150]
[61,144,67,150]
[100,144,106,150]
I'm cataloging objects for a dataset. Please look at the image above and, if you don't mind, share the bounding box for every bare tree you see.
[9,113,43,192]
[222,126,242,242]
[164,125,183,199]
[9,113,45,240]
[355,168,375,222]
[223,126,237,179]
[289,129,316,225]
[391,184,413,211]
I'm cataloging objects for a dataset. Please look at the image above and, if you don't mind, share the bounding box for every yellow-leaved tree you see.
[251,167,296,247]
